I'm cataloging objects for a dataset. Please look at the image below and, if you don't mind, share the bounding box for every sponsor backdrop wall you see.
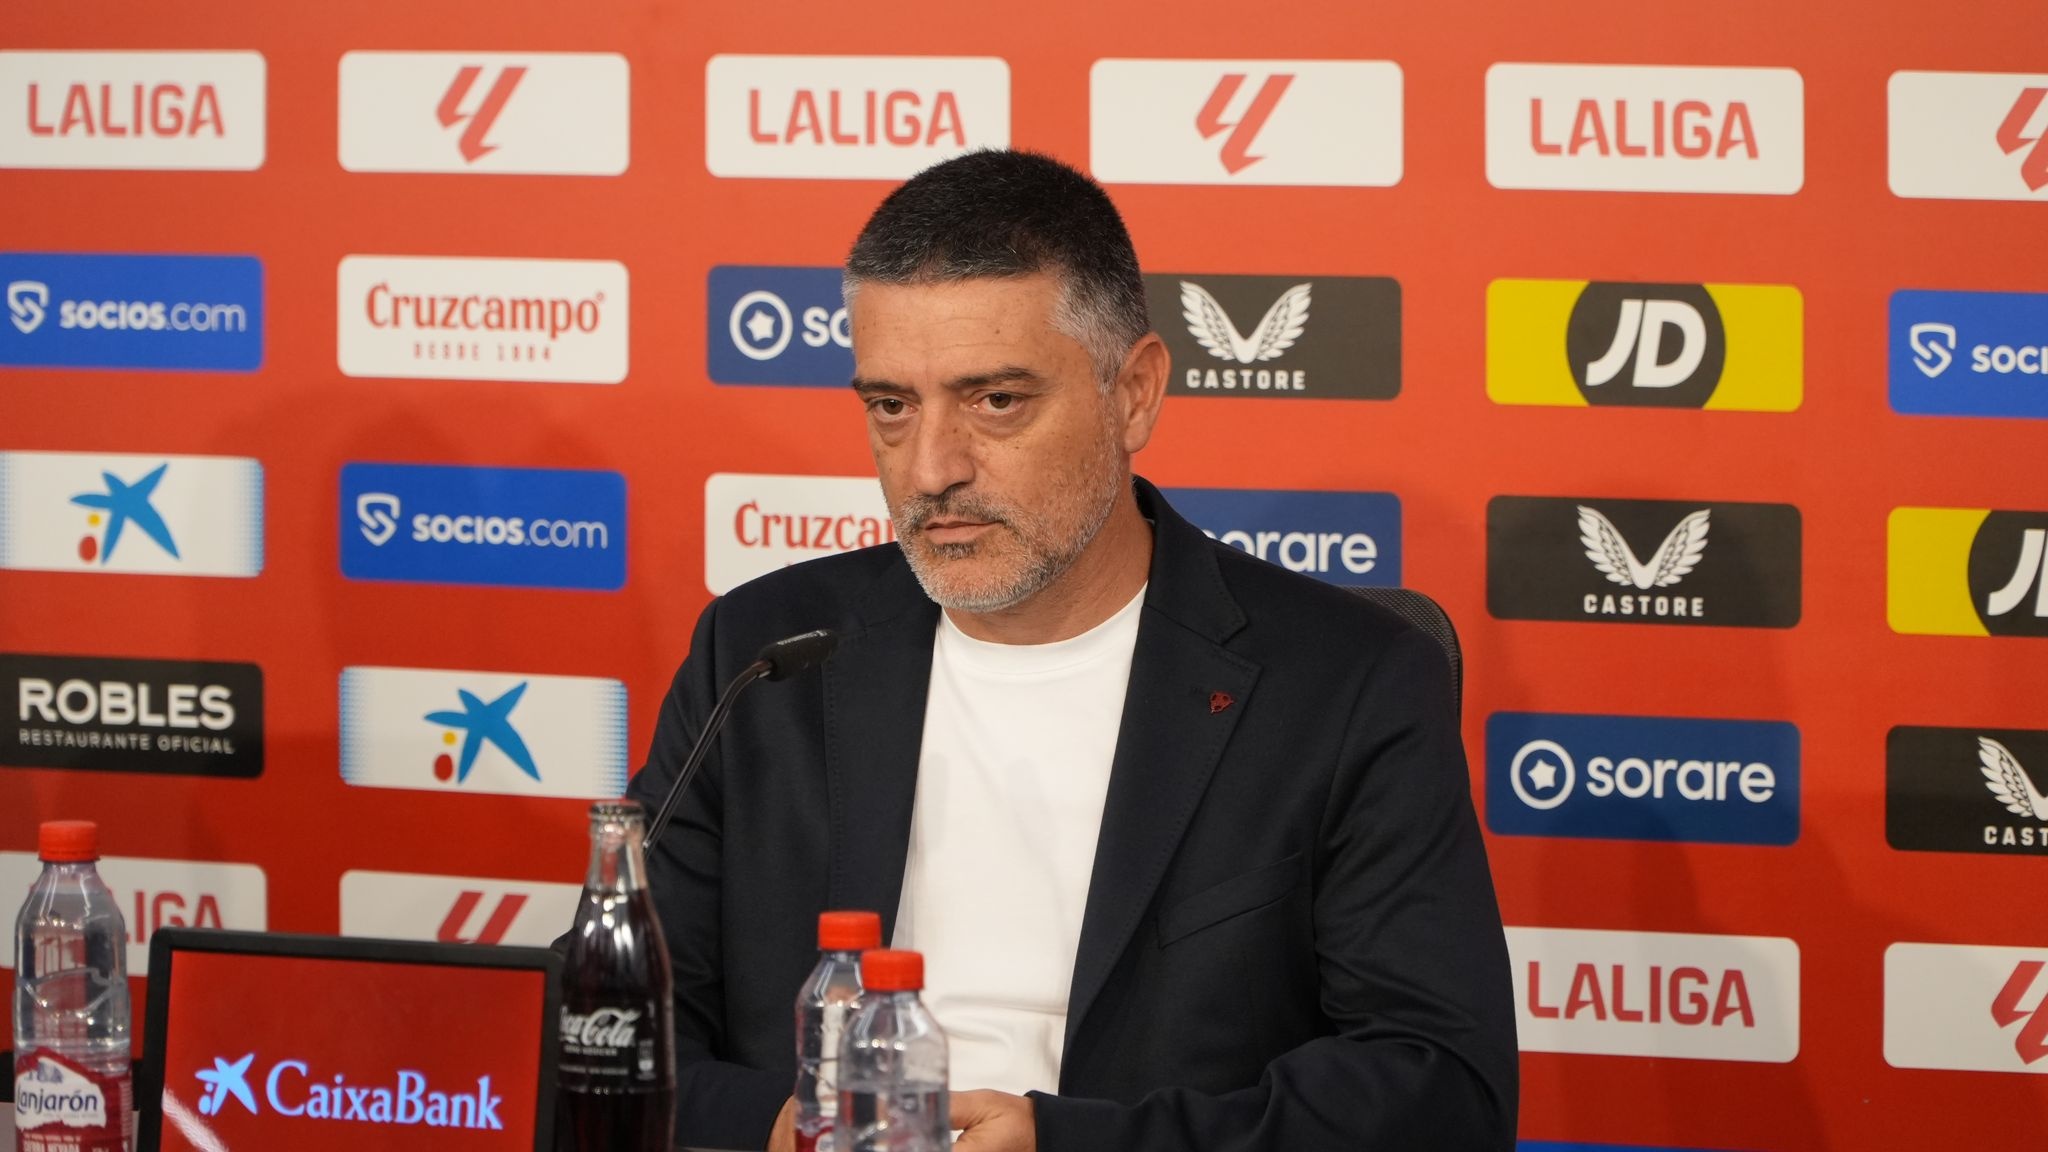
[1,1,2044,1148]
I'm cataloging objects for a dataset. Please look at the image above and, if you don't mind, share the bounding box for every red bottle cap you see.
[860,949,924,993]
[38,820,99,863]
[819,911,883,952]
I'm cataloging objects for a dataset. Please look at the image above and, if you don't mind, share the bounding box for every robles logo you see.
[1163,487,1401,587]
[1486,712,1799,846]
[340,463,625,591]
[337,256,627,385]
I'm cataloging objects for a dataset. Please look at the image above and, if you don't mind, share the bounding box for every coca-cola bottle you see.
[557,799,675,1151]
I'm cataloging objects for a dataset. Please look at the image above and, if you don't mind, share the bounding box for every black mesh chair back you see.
[1344,587,1463,719]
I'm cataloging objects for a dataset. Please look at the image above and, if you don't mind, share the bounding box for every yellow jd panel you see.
[1887,506,1991,636]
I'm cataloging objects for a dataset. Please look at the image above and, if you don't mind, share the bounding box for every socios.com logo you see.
[193,1051,505,1130]
[707,265,851,387]
[0,253,263,371]
[1891,289,2048,420]
[339,463,625,591]
[1164,486,1401,587]
[1486,712,1801,846]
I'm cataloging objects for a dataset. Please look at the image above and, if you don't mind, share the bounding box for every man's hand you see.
[950,1089,1036,1152]
[766,1096,796,1152]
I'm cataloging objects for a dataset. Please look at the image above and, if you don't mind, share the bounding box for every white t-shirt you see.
[891,584,1146,1096]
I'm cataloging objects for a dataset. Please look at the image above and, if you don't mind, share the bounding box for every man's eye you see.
[984,393,1016,411]
[871,398,907,417]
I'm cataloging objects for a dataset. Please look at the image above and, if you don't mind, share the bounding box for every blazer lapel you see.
[822,561,939,945]
[1062,480,1261,1057]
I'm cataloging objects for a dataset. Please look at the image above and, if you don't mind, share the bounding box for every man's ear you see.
[1115,333,1169,455]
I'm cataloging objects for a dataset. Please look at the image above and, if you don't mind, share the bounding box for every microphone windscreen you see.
[755,629,840,681]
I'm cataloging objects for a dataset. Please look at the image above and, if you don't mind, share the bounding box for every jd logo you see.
[1567,282,1726,407]
[1971,512,2048,636]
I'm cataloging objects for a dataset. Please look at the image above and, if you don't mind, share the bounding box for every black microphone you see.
[646,629,839,845]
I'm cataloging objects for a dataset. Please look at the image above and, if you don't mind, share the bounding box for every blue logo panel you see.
[1164,487,1400,587]
[1890,289,2048,419]
[340,463,626,591]
[707,265,852,387]
[1486,712,1800,846]
[0,252,263,372]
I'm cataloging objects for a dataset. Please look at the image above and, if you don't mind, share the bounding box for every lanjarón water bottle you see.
[794,911,882,1152]
[12,820,134,1152]
[838,949,948,1152]
[557,799,676,1151]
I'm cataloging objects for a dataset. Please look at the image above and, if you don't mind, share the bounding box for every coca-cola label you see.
[13,1049,134,1150]
[559,1003,662,1087]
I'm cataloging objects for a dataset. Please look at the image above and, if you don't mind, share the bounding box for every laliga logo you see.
[7,281,49,334]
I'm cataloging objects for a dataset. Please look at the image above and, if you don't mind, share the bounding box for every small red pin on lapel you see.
[1209,691,1234,715]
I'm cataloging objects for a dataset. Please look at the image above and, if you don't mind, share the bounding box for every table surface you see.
[0,1103,748,1151]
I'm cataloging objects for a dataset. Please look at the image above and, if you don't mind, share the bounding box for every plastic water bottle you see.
[794,911,882,1152]
[837,950,948,1152]
[12,820,134,1152]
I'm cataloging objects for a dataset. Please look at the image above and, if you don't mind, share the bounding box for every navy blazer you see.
[628,478,1517,1151]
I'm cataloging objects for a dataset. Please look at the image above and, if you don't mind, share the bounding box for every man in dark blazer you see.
[628,150,1515,1151]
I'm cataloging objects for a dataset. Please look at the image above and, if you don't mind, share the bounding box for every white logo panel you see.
[704,473,895,594]
[0,450,263,577]
[1486,63,1804,194]
[1508,925,1800,1062]
[338,52,629,176]
[340,870,583,947]
[1886,941,2048,1073]
[705,55,1009,179]
[337,255,628,384]
[0,854,266,974]
[339,665,627,799]
[1889,71,2048,202]
[0,51,266,171]
[1090,59,1402,187]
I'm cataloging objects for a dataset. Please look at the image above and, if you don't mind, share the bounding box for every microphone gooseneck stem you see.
[647,657,772,845]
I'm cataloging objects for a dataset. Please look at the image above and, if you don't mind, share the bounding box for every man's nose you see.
[906,406,976,498]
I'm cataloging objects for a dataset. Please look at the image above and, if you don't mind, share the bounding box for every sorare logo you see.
[1890,289,2048,420]
[1489,279,1801,411]
[1888,726,2048,855]
[0,253,262,371]
[0,450,263,577]
[1164,487,1400,587]
[340,462,626,591]
[707,266,851,387]
[1,653,263,779]
[1486,712,1799,846]
[1488,495,1802,628]
[340,665,627,799]
[1145,273,1401,400]
[1889,506,2048,638]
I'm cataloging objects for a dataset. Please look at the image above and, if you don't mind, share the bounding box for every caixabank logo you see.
[1889,507,2048,637]
[1146,274,1400,399]
[1487,712,1799,846]
[704,473,893,594]
[1887,726,2048,855]
[1488,280,1801,410]
[1,654,262,778]
[340,666,626,799]
[705,54,1008,180]
[0,450,263,577]
[1510,926,1800,1063]
[707,266,850,387]
[1887,942,2048,1074]
[1,253,262,372]
[1890,289,2048,420]
[0,50,266,171]
[1091,59,1403,187]
[340,462,625,591]
[338,51,629,176]
[1164,487,1400,587]
[1890,71,2048,202]
[0,852,265,974]
[1488,496,1801,627]
[340,871,581,948]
